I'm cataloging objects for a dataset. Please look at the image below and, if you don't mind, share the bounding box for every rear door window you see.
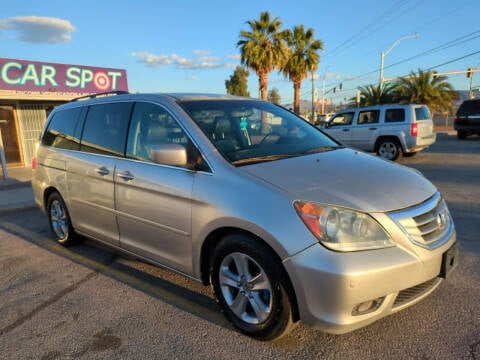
[385,108,405,123]
[358,110,379,124]
[42,107,84,150]
[80,102,132,156]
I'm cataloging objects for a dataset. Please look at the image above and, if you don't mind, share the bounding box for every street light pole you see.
[379,33,418,90]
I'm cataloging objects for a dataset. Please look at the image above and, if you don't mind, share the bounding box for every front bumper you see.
[283,221,456,334]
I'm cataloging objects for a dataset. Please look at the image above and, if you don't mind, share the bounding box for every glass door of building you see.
[0,105,22,167]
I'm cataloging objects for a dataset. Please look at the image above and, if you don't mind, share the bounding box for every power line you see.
[323,0,411,57]
[323,0,425,58]
[424,50,480,71]
[384,30,480,72]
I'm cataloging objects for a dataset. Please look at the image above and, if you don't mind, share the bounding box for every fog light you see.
[352,297,384,316]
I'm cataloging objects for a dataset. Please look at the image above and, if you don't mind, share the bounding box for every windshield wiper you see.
[303,146,343,154]
[232,154,298,166]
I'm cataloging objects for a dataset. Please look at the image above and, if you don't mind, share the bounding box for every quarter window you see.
[42,107,83,150]
[385,109,405,123]
[80,102,132,156]
[415,106,431,121]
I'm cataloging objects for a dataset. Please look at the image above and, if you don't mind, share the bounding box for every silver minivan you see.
[322,104,436,160]
[32,93,458,340]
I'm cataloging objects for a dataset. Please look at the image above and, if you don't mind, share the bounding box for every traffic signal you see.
[339,83,343,90]
[333,87,336,93]
[467,68,473,78]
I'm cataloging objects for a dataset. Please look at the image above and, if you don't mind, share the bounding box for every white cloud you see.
[131,52,172,67]
[172,54,198,68]
[131,51,229,70]
[193,49,209,55]
[187,75,199,81]
[226,54,241,60]
[0,16,75,43]
[200,56,221,62]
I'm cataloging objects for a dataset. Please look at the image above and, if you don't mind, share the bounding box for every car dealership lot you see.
[0,134,479,359]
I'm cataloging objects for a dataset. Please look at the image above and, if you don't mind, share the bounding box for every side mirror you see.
[150,144,187,167]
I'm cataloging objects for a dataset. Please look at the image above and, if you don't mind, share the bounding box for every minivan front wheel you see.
[376,138,401,161]
[210,234,296,340]
[47,192,81,246]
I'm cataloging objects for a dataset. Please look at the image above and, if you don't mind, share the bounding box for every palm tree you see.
[282,25,324,114]
[395,69,457,115]
[350,83,397,106]
[237,12,288,101]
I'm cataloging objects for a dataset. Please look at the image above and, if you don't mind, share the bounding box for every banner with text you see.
[0,57,128,94]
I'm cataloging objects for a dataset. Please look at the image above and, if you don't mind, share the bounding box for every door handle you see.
[342,128,350,132]
[94,166,109,176]
[117,170,134,181]
[369,127,377,130]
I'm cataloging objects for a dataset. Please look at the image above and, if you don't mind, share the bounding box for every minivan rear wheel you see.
[47,192,81,246]
[210,233,296,340]
[376,138,401,161]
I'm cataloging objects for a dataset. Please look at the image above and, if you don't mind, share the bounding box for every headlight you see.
[294,201,394,251]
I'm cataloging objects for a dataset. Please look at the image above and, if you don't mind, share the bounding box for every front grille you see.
[389,193,454,249]
[393,277,441,308]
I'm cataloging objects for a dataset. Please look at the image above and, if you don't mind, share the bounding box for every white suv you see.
[322,104,436,160]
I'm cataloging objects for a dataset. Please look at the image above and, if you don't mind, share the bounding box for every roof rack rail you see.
[71,91,130,102]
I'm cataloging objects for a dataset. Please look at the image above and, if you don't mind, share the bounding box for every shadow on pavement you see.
[0,208,229,334]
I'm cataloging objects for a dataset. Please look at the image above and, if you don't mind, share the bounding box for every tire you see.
[210,233,296,340]
[457,131,466,140]
[376,138,402,161]
[46,192,81,246]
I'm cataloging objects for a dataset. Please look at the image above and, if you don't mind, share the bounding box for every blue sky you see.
[1,0,479,106]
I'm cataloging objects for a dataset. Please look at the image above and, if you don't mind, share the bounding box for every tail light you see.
[32,142,39,170]
[410,123,418,137]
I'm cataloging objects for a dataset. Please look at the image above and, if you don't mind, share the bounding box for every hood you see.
[240,148,436,213]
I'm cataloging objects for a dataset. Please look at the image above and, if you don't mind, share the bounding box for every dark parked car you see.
[454,99,480,139]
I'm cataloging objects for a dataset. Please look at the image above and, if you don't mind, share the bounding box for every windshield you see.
[179,99,341,165]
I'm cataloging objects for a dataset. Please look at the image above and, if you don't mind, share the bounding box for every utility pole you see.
[321,77,326,114]
[380,33,418,90]
[311,71,315,122]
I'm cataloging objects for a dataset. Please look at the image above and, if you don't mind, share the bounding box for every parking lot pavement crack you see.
[0,254,117,337]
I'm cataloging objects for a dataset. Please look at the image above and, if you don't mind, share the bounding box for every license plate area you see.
[440,242,459,278]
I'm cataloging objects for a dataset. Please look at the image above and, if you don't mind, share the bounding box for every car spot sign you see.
[0,57,128,93]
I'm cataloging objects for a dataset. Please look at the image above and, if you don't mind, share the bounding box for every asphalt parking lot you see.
[0,133,479,359]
